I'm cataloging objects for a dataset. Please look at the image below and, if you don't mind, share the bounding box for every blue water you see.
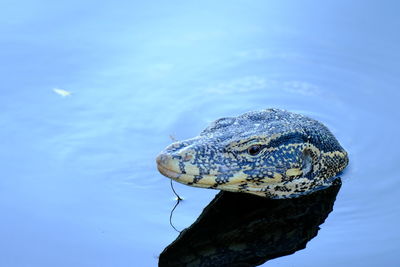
[1,0,400,266]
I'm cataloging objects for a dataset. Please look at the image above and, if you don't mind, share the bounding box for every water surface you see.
[1,0,400,266]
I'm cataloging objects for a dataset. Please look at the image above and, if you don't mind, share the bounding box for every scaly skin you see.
[156,109,348,198]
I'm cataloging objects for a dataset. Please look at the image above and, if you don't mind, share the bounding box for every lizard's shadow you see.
[159,179,342,267]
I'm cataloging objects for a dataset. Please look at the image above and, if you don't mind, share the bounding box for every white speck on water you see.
[53,88,72,97]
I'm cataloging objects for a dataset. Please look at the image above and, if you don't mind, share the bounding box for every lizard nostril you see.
[156,154,170,165]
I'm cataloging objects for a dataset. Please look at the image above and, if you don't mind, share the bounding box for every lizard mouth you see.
[156,153,238,188]
[156,163,183,180]
[156,153,283,193]
[157,162,221,188]
[156,157,266,191]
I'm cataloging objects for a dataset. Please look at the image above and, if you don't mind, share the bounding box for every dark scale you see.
[215,174,233,185]
[178,161,187,174]
[192,175,203,184]
[274,186,292,192]
[238,183,249,190]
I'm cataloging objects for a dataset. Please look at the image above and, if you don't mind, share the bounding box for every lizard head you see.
[156,109,348,198]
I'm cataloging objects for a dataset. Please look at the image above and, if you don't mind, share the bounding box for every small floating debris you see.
[53,88,72,97]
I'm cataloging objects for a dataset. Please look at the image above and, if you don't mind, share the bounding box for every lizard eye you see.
[247,145,262,156]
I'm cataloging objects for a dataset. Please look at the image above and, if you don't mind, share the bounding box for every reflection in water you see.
[159,179,341,267]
